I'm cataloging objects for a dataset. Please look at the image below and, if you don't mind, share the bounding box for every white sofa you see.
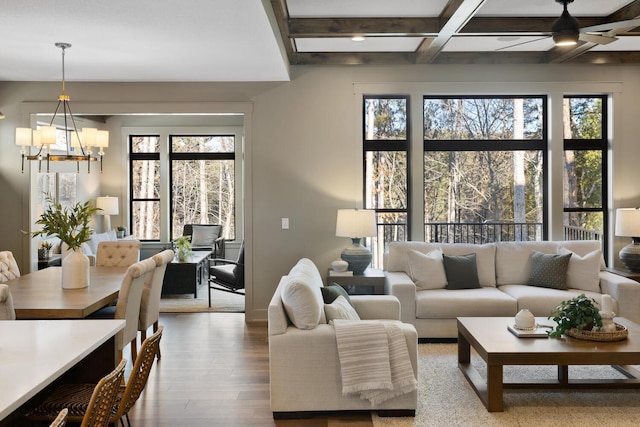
[268,258,418,417]
[385,240,640,339]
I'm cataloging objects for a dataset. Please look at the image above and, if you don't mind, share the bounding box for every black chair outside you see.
[181,224,225,258]
[208,241,244,307]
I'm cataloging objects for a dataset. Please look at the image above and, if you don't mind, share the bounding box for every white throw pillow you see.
[191,225,217,247]
[407,249,448,290]
[325,295,361,321]
[88,232,111,254]
[280,277,323,330]
[558,247,601,293]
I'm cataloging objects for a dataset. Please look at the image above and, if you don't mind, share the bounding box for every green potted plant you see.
[173,235,192,262]
[38,241,53,259]
[29,199,99,289]
[548,294,603,338]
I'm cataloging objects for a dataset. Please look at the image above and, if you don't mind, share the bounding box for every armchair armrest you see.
[600,270,640,324]
[351,295,401,320]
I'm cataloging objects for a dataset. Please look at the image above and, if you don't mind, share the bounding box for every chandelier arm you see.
[64,101,88,156]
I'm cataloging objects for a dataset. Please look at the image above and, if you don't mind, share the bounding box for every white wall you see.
[1,64,640,322]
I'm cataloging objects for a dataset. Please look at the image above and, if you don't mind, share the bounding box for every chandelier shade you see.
[15,42,108,173]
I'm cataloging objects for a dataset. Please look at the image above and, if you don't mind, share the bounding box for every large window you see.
[129,131,238,242]
[363,96,409,264]
[170,135,235,240]
[423,96,547,243]
[130,136,161,240]
[562,96,607,250]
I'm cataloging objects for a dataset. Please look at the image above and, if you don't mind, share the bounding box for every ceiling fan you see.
[497,0,640,51]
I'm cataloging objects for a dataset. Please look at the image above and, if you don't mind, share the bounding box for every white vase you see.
[61,248,90,289]
[515,308,535,329]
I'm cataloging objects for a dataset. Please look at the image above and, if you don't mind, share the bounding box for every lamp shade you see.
[96,196,119,215]
[615,208,640,237]
[336,209,377,238]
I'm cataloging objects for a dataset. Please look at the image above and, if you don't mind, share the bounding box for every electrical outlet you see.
[281,218,289,229]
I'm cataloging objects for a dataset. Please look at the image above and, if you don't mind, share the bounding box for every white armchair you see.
[268,258,417,417]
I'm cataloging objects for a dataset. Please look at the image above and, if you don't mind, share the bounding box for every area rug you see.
[159,284,244,313]
[372,343,640,427]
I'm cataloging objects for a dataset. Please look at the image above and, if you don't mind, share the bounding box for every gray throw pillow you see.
[442,253,481,290]
[528,251,572,290]
[321,283,354,307]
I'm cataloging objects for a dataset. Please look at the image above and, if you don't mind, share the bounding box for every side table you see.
[326,268,385,295]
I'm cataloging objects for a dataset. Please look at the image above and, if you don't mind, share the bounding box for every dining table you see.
[4,266,127,319]
[0,319,125,426]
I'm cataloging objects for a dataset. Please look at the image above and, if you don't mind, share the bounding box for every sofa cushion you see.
[324,295,361,321]
[406,249,447,290]
[528,251,571,290]
[440,243,496,287]
[499,285,608,317]
[281,277,323,330]
[88,231,113,254]
[415,287,517,319]
[387,241,441,273]
[443,253,481,290]
[558,247,601,293]
[286,258,327,324]
[496,241,558,285]
[557,240,605,271]
[321,284,354,307]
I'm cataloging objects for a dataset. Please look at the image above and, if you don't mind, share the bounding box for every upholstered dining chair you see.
[26,328,162,427]
[139,249,173,359]
[27,358,127,427]
[0,284,16,320]
[90,258,156,363]
[208,240,245,307]
[0,250,20,282]
[95,240,141,267]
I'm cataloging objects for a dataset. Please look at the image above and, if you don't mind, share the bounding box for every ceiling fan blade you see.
[495,36,549,52]
[580,19,640,34]
[578,33,617,45]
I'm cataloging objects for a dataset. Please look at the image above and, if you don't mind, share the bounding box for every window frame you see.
[129,134,161,241]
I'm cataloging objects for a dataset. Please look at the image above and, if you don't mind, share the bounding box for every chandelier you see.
[15,42,108,173]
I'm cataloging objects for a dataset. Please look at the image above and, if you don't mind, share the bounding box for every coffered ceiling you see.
[1,1,639,83]
[274,0,640,65]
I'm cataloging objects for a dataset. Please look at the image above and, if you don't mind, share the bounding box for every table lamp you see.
[336,209,377,275]
[615,207,640,272]
[96,196,119,232]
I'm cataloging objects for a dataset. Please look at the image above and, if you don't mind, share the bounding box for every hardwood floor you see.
[127,313,374,427]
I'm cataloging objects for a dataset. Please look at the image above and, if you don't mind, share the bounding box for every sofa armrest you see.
[351,295,401,320]
[600,270,640,325]
[385,272,417,324]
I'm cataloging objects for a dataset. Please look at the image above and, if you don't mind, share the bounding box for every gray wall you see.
[1,64,640,322]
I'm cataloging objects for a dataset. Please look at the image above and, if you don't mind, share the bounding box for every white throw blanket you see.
[333,319,417,405]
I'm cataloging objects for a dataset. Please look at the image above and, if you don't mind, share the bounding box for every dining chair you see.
[26,358,127,427]
[208,240,245,307]
[0,250,20,282]
[139,249,173,360]
[0,284,16,320]
[95,240,141,267]
[49,408,68,427]
[26,328,162,427]
[90,257,156,363]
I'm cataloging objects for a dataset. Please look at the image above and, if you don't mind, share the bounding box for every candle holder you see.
[599,311,617,333]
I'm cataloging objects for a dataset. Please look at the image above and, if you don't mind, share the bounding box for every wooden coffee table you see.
[457,316,640,412]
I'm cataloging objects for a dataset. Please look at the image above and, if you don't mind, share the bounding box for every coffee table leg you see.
[557,365,569,384]
[458,331,470,364]
[486,364,504,412]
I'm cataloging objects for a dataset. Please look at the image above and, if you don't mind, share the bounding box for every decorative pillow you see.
[280,277,323,330]
[321,283,354,307]
[528,251,572,290]
[88,232,111,254]
[557,247,601,293]
[407,249,448,290]
[324,296,360,321]
[191,225,217,247]
[442,253,481,290]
